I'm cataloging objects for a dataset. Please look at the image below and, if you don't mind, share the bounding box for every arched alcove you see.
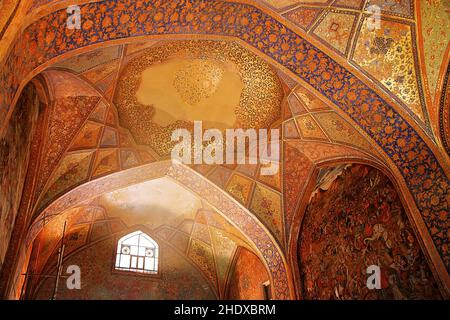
[296,164,443,299]
[225,247,271,300]
[10,163,291,300]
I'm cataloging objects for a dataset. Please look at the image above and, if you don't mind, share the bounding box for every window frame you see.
[112,230,161,278]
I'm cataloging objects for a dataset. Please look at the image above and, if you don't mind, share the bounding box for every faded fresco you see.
[33,238,217,300]
[0,84,39,269]
[227,248,270,300]
[298,165,442,300]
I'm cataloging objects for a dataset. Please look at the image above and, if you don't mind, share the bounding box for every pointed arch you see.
[14,160,295,300]
[288,157,449,299]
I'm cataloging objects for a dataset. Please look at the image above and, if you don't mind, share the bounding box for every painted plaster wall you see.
[226,248,270,300]
[298,165,442,300]
[0,83,39,270]
[33,237,217,300]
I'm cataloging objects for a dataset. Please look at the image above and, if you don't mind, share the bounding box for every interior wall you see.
[31,236,217,300]
[298,164,442,300]
[0,83,39,270]
[226,247,270,300]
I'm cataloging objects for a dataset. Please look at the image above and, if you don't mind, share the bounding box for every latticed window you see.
[115,231,159,274]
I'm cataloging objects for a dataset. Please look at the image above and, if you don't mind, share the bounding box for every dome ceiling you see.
[114,40,283,156]
[98,177,204,229]
[30,40,383,254]
[0,0,448,138]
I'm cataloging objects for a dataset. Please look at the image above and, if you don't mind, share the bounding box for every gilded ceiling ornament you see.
[173,59,224,106]
[114,40,283,157]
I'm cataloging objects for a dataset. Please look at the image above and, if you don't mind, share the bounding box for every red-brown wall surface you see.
[298,165,442,300]
[226,247,270,300]
[32,237,217,300]
[0,84,39,270]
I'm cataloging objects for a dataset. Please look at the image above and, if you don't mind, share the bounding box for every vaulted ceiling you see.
[255,0,449,135]
[13,38,390,299]
[2,1,447,142]
[30,41,384,252]
[0,0,448,299]
[30,177,254,299]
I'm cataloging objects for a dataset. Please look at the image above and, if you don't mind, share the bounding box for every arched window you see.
[115,231,159,274]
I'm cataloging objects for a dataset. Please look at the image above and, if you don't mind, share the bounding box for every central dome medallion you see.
[173,59,225,106]
[114,40,283,157]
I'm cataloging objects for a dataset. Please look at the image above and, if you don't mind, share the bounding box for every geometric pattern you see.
[25,64,288,294]
[35,95,100,196]
[33,70,156,215]
[283,7,323,32]
[295,114,329,141]
[156,208,249,298]
[293,85,330,112]
[225,174,254,207]
[0,0,431,138]
[13,1,446,138]
[283,119,300,139]
[250,183,283,244]
[311,10,358,56]
[28,204,224,299]
[0,2,440,272]
[313,111,376,151]
[193,162,285,246]
[0,0,448,297]
[31,201,247,300]
[210,228,236,295]
[113,40,282,157]
[52,45,120,73]
[39,151,95,212]
[262,0,430,132]
[30,162,289,298]
[283,142,313,238]
[188,239,218,292]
